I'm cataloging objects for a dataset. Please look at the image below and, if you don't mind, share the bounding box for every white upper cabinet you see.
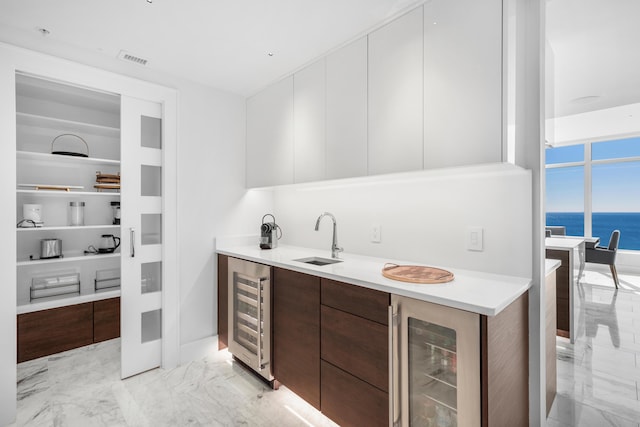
[245,2,505,187]
[423,0,503,168]
[294,59,326,183]
[246,77,294,187]
[368,7,424,175]
[326,37,368,180]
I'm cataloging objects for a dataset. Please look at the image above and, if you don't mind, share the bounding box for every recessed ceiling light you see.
[570,95,601,104]
[267,53,274,57]
[37,28,50,36]
[146,0,152,3]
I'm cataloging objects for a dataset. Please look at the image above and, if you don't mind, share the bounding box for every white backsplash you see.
[269,163,532,278]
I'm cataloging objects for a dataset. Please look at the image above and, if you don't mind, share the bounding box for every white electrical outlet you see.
[467,227,484,251]
[371,224,381,243]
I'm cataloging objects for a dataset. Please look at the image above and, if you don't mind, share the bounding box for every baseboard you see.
[180,335,218,364]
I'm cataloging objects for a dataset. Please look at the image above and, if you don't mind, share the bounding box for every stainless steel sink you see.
[293,256,343,266]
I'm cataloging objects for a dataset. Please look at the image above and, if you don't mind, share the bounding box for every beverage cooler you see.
[227,257,273,381]
[390,295,480,427]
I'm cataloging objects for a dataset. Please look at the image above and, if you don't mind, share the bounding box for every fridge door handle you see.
[389,305,400,427]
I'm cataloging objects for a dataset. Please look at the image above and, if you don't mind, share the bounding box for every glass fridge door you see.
[393,295,480,427]
[409,318,458,425]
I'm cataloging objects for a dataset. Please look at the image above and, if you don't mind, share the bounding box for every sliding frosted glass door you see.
[120,97,164,379]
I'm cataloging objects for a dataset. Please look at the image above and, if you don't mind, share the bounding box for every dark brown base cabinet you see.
[273,267,321,409]
[17,297,121,363]
[481,292,529,427]
[217,254,229,350]
[94,297,121,343]
[546,249,570,336]
[217,256,529,427]
[320,278,390,427]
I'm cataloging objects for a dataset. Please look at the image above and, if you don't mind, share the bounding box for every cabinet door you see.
[273,268,320,408]
[368,7,424,175]
[326,37,368,179]
[423,0,503,168]
[217,254,229,350]
[94,297,121,343]
[18,303,93,363]
[120,97,164,379]
[246,76,294,188]
[294,59,326,183]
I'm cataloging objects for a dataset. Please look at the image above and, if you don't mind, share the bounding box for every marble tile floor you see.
[548,267,640,426]
[11,340,338,427]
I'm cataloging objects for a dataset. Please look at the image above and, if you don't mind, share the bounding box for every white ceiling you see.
[0,0,424,97]
[546,0,640,118]
[0,0,636,118]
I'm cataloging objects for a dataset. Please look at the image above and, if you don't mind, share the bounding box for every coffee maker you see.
[260,214,280,249]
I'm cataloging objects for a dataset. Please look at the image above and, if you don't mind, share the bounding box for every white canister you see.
[69,201,85,226]
[23,204,42,222]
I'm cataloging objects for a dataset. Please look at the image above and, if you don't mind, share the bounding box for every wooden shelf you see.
[17,189,120,197]
[17,150,120,167]
[17,253,120,266]
[16,112,120,138]
[17,225,119,232]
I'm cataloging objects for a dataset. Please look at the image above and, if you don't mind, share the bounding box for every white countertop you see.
[216,244,532,317]
[17,289,120,315]
[546,259,561,275]
[546,236,585,250]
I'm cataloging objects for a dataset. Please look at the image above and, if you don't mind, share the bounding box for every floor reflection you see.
[549,268,640,426]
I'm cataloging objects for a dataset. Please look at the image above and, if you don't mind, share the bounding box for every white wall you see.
[176,80,273,345]
[273,163,532,278]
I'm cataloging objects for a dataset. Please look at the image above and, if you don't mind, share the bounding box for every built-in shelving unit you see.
[17,189,120,197]
[17,225,119,232]
[17,150,121,166]
[17,253,120,266]
[15,73,121,309]
[16,112,120,138]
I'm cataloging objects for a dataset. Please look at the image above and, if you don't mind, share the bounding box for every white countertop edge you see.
[545,259,561,275]
[545,237,585,250]
[17,289,121,314]
[216,244,532,317]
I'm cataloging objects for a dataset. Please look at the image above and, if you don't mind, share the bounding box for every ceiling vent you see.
[117,50,148,66]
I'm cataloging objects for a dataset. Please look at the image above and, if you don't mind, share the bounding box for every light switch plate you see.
[467,227,484,251]
[371,224,381,243]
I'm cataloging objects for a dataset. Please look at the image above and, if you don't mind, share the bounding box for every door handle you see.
[130,227,135,258]
[389,305,400,427]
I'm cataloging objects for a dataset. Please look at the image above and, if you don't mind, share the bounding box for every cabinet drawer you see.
[18,303,93,363]
[93,297,120,343]
[321,278,389,325]
[321,360,388,427]
[321,305,388,392]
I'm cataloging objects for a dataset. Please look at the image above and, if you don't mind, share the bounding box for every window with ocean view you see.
[545,136,640,251]
[546,166,584,236]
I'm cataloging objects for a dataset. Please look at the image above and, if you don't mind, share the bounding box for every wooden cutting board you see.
[381,263,454,284]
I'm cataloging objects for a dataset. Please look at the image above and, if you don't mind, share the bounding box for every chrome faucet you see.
[315,212,343,259]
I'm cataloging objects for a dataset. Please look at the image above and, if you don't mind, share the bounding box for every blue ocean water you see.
[546,212,640,250]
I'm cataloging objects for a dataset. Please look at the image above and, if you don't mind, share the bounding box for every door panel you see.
[121,97,164,379]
